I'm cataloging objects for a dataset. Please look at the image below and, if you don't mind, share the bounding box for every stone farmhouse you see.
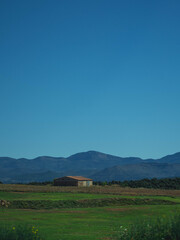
[54,176,93,187]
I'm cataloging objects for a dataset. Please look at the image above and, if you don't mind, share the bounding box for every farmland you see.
[0,184,180,239]
[1,184,180,196]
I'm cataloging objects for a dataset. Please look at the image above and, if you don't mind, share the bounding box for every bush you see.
[94,177,180,189]
[0,224,43,240]
[114,214,180,240]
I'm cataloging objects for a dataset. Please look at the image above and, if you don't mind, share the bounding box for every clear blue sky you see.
[0,0,180,159]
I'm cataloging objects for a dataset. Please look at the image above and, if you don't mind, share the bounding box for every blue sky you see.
[0,0,180,159]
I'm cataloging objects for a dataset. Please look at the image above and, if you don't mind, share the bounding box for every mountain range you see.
[0,151,180,183]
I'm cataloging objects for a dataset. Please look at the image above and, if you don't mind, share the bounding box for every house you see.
[53,176,93,187]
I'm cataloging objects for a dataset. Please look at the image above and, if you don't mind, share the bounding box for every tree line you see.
[93,177,180,189]
[1,177,180,189]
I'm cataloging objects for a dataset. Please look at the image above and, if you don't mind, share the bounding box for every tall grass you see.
[0,224,43,240]
[114,214,180,240]
[0,184,180,197]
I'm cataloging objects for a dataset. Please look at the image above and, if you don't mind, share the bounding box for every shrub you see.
[0,224,43,240]
[114,214,180,240]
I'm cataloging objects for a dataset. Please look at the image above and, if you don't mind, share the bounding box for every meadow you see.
[0,184,180,239]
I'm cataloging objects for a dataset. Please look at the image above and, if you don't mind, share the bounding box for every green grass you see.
[1,205,180,240]
[1,191,179,210]
[1,186,180,239]
[0,191,119,200]
[1,191,180,203]
[119,195,180,203]
[113,214,180,240]
[0,224,43,240]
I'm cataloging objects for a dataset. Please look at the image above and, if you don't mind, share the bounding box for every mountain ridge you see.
[0,151,180,183]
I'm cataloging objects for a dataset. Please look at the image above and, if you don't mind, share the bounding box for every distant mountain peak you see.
[0,151,180,183]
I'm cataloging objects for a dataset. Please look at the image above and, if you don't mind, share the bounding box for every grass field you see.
[1,191,180,203]
[1,205,180,239]
[0,184,180,239]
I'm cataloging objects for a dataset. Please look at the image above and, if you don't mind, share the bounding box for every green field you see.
[1,191,180,203]
[1,205,180,240]
[0,191,119,200]
[0,185,180,240]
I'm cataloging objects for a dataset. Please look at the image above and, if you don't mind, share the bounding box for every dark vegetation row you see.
[15,177,180,190]
[0,198,177,210]
[94,177,180,189]
[1,177,180,190]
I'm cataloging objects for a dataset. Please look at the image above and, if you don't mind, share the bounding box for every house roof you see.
[67,176,92,181]
[56,176,92,181]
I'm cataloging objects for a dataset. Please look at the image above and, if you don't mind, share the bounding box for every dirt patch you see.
[32,218,44,220]
[21,209,88,214]
[106,206,149,212]
[100,238,113,240]
[59,210,88,213]
[106,208,131,212]
[9,192,25,194]
[0,218,20,221]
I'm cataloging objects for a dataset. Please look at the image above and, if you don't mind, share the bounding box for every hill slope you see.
[0,151,180,183]
[90,163,180,181]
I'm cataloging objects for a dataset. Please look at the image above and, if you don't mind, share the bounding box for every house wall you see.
[78,181,93,187]
[54,178,93,187]
[87,181,93,186]
[54,180,78,186]
[78,181,86,187]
